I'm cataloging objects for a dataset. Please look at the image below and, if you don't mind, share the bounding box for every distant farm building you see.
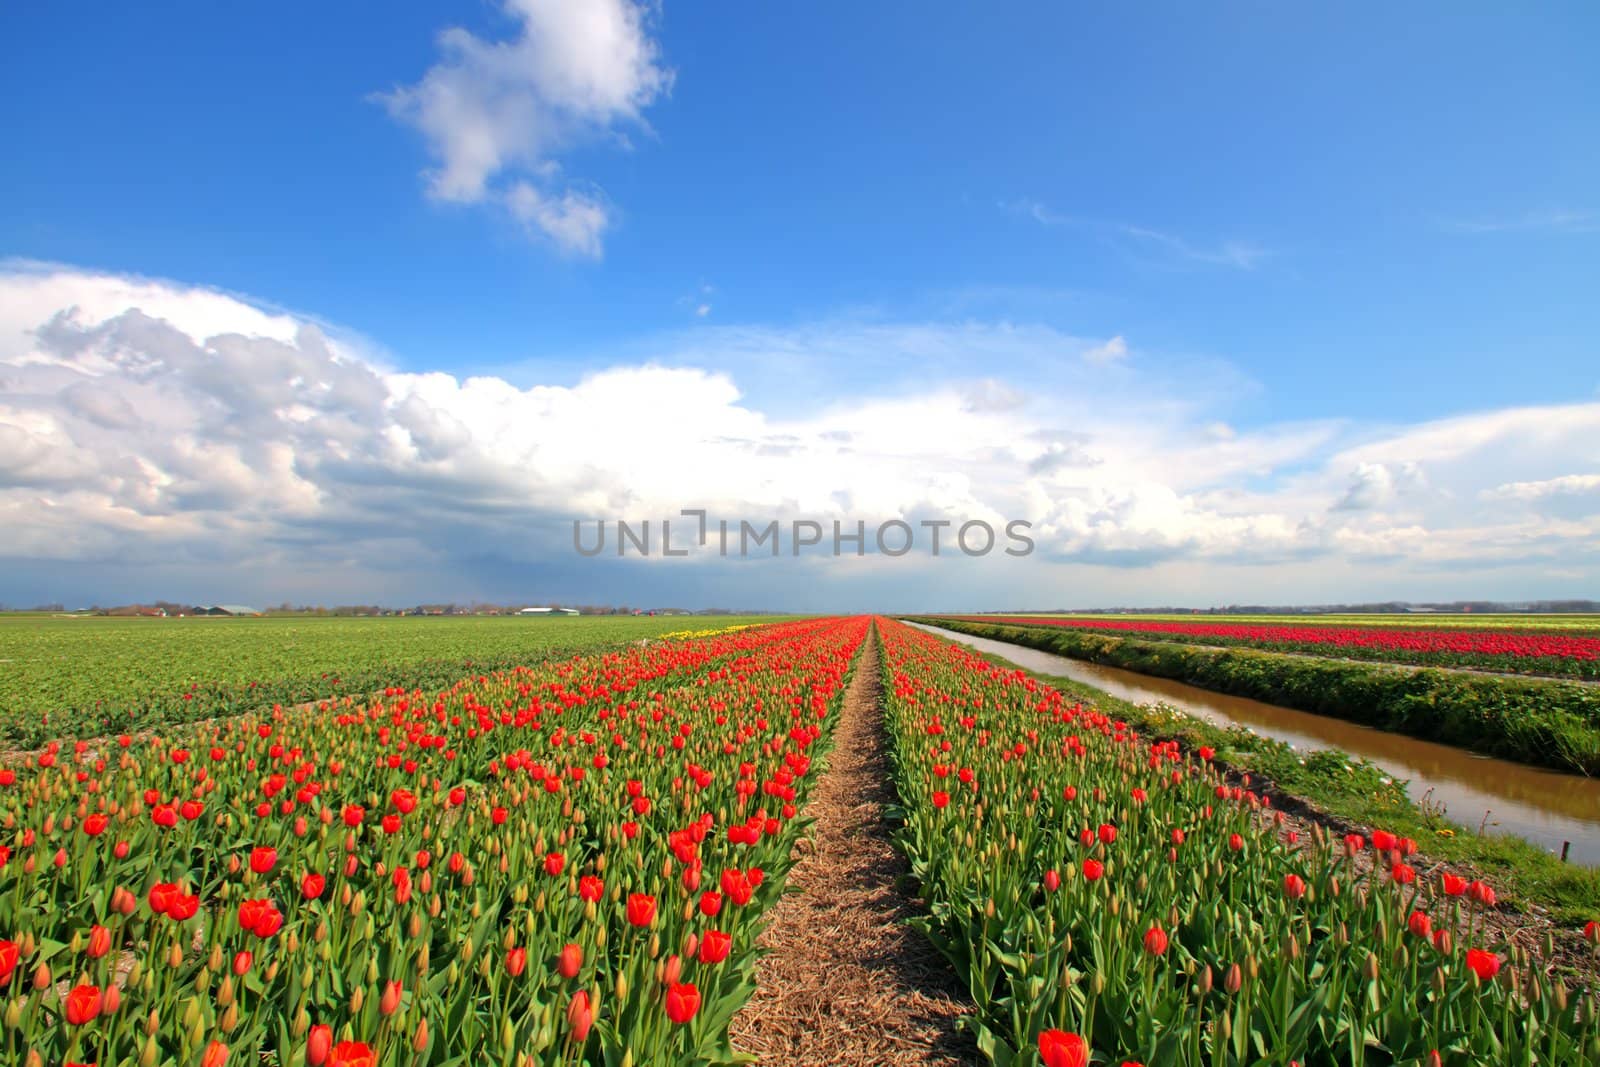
[518,607,580,617]
[201,605,263,617]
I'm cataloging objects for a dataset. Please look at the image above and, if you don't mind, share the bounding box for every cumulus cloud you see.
[380,0,671,255]
[1,263,1597,606]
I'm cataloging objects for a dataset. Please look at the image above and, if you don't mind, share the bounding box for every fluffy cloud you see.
[1,263,1596,607]
[380,0,671,255]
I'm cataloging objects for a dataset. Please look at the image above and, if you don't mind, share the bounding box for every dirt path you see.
[730,624,979,1066]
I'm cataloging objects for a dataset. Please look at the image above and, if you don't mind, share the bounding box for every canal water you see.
[906,622,1600,866]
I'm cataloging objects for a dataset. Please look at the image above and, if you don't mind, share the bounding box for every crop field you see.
[0,616,791,747]
[942,614,1600,680]
[1,616,1596,1066]
[0,617,865,1066]
[878,618,1600,1065]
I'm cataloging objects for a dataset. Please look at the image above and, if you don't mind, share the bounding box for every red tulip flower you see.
[664,981,701,1023]
[1039,1029,1089,1067]
[328,1042,376,1067]
[698,929,732,964]
[64,984,102,1025]
[306,1025,332,1066]
[626,893,657,927]
[1466,949,1501,981]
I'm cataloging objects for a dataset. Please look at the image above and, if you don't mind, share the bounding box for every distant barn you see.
[201,605,263,617]
[517,607,579,617]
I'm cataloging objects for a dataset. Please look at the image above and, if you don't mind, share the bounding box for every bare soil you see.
[730,625,980,1066]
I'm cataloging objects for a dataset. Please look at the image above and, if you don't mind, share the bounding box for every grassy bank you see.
[921,618,1600,775]
[921,628,1600,929]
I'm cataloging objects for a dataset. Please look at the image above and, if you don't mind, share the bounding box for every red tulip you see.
[1283,874,1305,900]
[0,939,17,985]
[1466,949,1501,981]
[86,925,112,959]
[64,984,102,1025]
[664,981,701,1023]
[302,873,326,899]
[328,1042,376,1067]
[558,943,582,978]
[568,989,594,1041]
[306,1025,332,1066]
[83,813,109,836]
[626,893,657,927]
[1082,859,1104,882]
[1142,925,1169,956]
[506,947,527,977]
[249,846,277,874]
[202,1040,229,1067]
[379,980,402,1015]
[1039,1029,1089,1067]
[698,929,732,964]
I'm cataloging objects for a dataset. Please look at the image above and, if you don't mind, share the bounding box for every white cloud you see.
[1083,334,1127,365]
[1,264,1596,605]
[380,0,671,255]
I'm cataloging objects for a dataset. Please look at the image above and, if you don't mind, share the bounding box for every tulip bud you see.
[1224,963,1242,995]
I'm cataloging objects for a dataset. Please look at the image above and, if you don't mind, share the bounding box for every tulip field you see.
[946,615,1600,679]
[2,614,1598,1066]
[879,617,1600,1065]
[0,617,866,1066]
[0,615,788,749]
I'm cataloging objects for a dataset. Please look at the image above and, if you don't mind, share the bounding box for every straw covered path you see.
[730,622,980,1065]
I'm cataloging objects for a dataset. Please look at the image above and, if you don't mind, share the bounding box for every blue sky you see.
[1,3,1597,609]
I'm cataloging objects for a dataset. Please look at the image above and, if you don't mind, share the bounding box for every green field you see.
[0,614,791,745]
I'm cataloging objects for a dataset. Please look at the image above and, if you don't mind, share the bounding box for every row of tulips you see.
[945,616,1600,679]
[0,616,870,1066]
[877,617,1600,1066]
